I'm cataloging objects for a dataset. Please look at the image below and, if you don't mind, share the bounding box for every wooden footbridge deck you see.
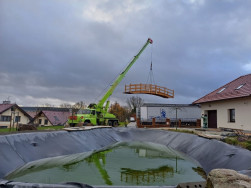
[124,84,174,98]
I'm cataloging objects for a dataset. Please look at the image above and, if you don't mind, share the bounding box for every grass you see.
[118,121,129,127]
[167,128,195,135]
[167,128,251,151]
[37,125,64,131]
[0,125,65,133]
[0,122,128,133]
[222,136,251,151]
[0,128,12,133]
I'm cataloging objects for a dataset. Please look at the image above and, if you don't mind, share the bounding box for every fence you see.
[137,118,201,128]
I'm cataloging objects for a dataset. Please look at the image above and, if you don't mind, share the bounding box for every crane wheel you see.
[83,120,91,126]
[113,121,119,127]
[108,120,113,126]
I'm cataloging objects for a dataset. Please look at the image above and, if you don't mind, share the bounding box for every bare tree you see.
[60,101,86,110]
[72,101,86,109]
[60,103,72,108]
[43,103,53,107]
[126,96,144,114]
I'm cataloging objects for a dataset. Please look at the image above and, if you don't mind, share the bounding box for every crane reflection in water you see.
[6,142,205,186]
[80,144,182,185]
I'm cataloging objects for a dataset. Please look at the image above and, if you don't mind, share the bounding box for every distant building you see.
[193,74,251,131]
[28,108,70,126]
[137,103,201,123]
[0,101,32,128]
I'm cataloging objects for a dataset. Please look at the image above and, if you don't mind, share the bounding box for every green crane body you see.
[68,38,153,127]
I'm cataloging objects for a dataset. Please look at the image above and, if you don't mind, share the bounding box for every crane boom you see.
[68,38,153,127]
[97,38,153,109]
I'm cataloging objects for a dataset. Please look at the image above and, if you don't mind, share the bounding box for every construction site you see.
[0,38,251,188]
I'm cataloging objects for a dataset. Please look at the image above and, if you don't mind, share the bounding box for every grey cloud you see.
[1,0,251,106]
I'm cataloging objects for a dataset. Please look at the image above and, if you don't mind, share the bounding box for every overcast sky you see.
[1,0,251,107]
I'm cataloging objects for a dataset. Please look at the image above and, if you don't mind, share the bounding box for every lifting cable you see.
[94,56,135,103]
[146,44,155,85]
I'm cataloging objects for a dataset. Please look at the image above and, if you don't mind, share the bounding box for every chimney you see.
[2,100,11,104]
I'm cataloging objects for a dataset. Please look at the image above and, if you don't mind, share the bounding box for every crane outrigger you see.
[68,38,153,127]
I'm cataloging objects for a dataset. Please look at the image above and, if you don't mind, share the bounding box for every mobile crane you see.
[68,38,153,127]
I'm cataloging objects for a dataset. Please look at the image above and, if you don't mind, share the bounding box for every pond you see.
[5,142,205,186]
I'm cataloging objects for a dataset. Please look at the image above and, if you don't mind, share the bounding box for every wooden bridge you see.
[124,84,174,98]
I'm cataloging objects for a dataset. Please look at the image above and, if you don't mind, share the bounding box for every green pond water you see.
[6,142,205,186]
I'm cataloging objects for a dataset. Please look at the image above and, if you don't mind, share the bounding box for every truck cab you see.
[68,108,97,126]
[68,108,118,127]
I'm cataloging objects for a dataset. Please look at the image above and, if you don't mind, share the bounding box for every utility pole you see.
[16,111,19,131]
[175,107,181,130]
[9,106,15,132]
[12,111,15,132]
[9,113,12,132]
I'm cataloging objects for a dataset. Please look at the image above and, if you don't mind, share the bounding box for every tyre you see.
[83,120,91,126]
[113,121,118,127]
[108,120,113,126]
[69,123,76,127]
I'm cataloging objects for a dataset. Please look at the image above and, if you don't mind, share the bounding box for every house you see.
[0,101,32,128]
[22,107,71,126]
[137,103,201,126]
[193,74,251,131]
[31,110,70,126]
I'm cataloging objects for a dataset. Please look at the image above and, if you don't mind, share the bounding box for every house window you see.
[1,116,11,122]
[15,116,21,122]
[38,119,42,124]
[217,87,226,93]
[44,119,48,125]
[229,109,235,122]
[235,84,245,90]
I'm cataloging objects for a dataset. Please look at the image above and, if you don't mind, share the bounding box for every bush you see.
[246,144,251,151]
[223,137,238,145]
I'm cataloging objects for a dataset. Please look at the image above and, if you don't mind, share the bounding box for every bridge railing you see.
[124,84,174,98]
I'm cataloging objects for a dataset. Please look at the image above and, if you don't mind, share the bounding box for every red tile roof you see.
[0,104,15,114]
[193,74,251,104]
[42,111,71,125]
[0,104,32,119]
[26,111,38,118]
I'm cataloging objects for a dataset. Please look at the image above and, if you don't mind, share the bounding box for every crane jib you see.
[97,38,153,109]
[67,38,153,127]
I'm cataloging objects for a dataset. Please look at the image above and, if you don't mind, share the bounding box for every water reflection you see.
[84,150,112,185]
[83,146,181,185]
[121,165,174,185]
[6,142,205,186]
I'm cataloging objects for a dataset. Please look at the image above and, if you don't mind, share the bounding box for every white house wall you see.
[34,114,52,126]
[0,108,30,128]
[200,97,251,131]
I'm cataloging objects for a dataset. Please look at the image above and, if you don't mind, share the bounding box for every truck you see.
[68,38,153,127]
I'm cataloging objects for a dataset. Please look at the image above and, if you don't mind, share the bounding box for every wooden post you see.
[152,118,156,127]
[196,119,201,128]
[136,118,141,128]
[178,119,181,127]
[16,112,19,131]
[166,118,170,127]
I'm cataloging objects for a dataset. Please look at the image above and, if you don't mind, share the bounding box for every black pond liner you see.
[0,127,251,188]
